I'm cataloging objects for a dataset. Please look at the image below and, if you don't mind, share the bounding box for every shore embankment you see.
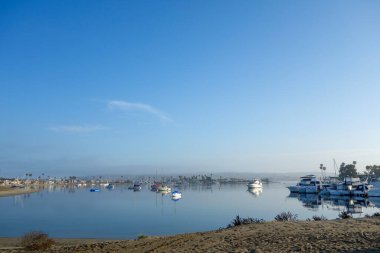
[1,216,379,252]
[0,186,40,197]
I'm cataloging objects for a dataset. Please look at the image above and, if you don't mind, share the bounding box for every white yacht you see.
[327,177,372,196]
[287,175,322,194]
[247,179,263,188]
[157,185,171,192]
[172,191,182,199]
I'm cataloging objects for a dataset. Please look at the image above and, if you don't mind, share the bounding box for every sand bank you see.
[1,216,379,252]
[0,186,40,197]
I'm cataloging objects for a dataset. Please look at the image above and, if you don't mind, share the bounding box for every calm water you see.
[1,182,380,239]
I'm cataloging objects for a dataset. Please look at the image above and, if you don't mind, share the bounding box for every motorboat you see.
[133,183,141,191]
[287,175,322,194]
[247,179,263,188]
[100,182,110,187]
[150,182,161,191]
[157,185,171,192]
[127,182,141,191]
[106,184,114,190]
[90,188,100,192]
[172,191,182,199]
[327,178,372,196]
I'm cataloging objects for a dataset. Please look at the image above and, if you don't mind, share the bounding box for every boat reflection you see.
[323,196,375,214]
[288,193,377,214]
[288,193,321,210]
[247,187,263,197]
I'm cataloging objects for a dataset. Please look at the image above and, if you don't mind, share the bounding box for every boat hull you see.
[287,186,299,193]
[158,186,171,192]
[172,192,182,198]
[299,186,319,194]
[247,183,262,188]
[328,189,368,196]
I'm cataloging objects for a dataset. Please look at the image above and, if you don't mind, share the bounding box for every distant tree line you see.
[339,161,358,179]
[365,165,380,178]
[338,161,380,179]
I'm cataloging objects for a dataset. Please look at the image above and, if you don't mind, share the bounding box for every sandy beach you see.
[0,186,40,197]
[1,216,379,252]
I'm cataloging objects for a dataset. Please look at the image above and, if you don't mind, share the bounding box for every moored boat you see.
[247,179,262,188]
[133,183,141,191]
[100,182,110,187]
[157,185,171,192]
[106,184,114,190]
[172,191,182,199]
[327,177,371,196]
[150,182,161,191]
[286,175,322,194]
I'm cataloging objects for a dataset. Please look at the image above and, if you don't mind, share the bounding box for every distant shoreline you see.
[0,186,40,197]
[1,217,379,252]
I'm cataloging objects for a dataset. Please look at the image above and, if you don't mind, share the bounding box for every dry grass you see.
[1,217,379,253]
[21,231,55,251]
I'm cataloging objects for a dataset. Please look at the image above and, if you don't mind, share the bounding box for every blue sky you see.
[1,0,380,177]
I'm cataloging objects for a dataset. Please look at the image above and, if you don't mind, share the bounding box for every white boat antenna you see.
[333,158,338,177]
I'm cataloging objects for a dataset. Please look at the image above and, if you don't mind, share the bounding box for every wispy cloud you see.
[49,125,107,133]
[108,100,172,122]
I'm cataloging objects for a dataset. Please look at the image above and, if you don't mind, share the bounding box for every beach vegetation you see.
[274,212,298,221]
[338,211,352,219]
[227,215,265,228]
[137,234,149,240]
[306,215,328,221]
[21,231,55,251]
[365,165,380,178]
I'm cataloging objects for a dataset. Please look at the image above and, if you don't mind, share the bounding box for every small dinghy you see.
[90,189,100,192]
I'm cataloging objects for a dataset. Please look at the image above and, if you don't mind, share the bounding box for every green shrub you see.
[338,211,352,219]
[227,215,265,228]
[137,234,148,240]
[274,211,298,221]
[311,215,327,221]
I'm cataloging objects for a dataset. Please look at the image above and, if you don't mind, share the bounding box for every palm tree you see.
[320,164,325,179]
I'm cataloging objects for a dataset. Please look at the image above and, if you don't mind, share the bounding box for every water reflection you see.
[288,193,321,210]
[288,193,377,214]
[1,183,379,239]
[247,188,263,197]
